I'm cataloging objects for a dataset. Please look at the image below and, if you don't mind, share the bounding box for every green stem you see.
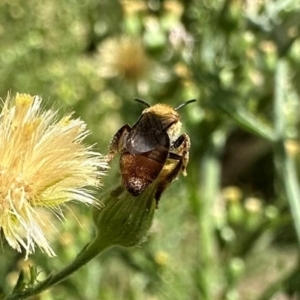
[282,151,300,244]
[274,60,285,139]
[257,58,300,300]
[196,130,225,299]
[5,236,111,300]
[273,59,300,245]
[217,103,275,142]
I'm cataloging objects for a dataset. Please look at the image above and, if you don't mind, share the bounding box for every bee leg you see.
[106,124,131,163]
[172,133,191,176]
[154,135,191,206]
[154,154,184,206]
[172,134,186,148]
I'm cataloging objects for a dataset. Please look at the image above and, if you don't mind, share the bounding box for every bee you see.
[106,98,196,206]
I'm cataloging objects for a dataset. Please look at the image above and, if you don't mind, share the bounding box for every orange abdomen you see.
[120,148,168,196]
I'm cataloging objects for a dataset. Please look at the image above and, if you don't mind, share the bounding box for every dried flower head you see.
[0,93,107,258]
[97,36,151,82]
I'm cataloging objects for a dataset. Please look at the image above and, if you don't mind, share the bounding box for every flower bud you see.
[93,183,156,248]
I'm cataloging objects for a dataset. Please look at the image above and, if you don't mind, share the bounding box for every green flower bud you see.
[93,183,156,248]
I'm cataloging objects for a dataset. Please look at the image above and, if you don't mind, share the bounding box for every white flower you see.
[0,93,107,258]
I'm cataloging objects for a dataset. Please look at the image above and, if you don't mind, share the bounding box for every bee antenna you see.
[134,98,151,107]
[175,99,196,111]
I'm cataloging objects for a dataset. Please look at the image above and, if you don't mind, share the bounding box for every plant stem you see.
[5,236,111,300]
[273,59,300,246]
[196,130,225,299]
[257,58,300,300]
[217,103,275,142]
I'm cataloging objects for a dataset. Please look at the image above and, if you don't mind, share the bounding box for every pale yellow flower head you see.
[0,93,107,258]
[97,36,151,82]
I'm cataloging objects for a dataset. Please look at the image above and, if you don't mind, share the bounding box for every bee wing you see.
[126,113,170,154]
[127,130,169,154]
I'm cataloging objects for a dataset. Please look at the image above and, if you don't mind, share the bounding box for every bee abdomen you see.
[120,152,165,196]
[125,177,149,196]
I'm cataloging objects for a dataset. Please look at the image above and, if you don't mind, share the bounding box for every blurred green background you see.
[1,0,300,299]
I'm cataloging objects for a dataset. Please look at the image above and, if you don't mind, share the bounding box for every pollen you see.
[15,93,33,108]
[0,93,107,258]
[59,115,72,127]
[23,119,41,138]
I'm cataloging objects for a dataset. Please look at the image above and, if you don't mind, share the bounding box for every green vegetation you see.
[1,0,300,299]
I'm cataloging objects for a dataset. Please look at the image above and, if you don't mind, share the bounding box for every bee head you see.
[134,98,196,123]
